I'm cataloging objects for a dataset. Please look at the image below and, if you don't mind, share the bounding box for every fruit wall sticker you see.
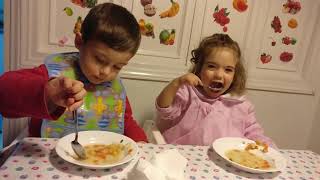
[58,36,69,47]
[288,18,298,29]
[71,0,98,8]
[144,4,156,17]
[141,0,152,6]
[73,16,83,34]
[159,0,180,18]
[139,19,155,38]
[271,16,282,33]
[282,0,301,15]
[280,52,293,62]
[282,36,297,45]
[232,0,248,13]
[213,5,230,32]
[260,53,272,64]
[159,29,175,45]
[63,7,73,16]
[140,0,156,17]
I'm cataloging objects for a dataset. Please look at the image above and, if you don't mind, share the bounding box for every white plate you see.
[212,137,287,173]
[55,131,138,169]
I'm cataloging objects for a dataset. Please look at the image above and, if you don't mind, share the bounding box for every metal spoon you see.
[71,110,86,159]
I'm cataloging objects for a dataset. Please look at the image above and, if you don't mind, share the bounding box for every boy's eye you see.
[114,65,122,70]
[95,56,104,63]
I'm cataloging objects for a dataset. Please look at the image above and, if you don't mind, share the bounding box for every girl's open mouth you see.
[208,82,224,92]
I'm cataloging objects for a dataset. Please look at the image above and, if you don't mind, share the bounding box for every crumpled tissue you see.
[128,149,188,180]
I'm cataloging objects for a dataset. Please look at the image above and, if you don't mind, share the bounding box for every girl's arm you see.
[244,102,277,148]
[157,73,203,108]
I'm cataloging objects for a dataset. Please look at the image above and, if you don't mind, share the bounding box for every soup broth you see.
[79,143,130,165]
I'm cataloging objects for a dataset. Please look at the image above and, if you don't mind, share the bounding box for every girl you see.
[156,33,275,146]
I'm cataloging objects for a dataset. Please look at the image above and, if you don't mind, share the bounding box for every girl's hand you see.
[177,73,203,87]
[45,76,87,112]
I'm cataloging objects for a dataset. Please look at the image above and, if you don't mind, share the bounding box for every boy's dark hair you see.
[190,33,246,95]
[81,3,141,55]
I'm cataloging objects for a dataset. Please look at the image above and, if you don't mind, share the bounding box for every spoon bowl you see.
[71,110,86,159]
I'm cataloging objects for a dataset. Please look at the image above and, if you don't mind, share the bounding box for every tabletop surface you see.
[0,137,319,180]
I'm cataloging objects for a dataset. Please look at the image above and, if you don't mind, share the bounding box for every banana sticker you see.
[159,0,180,18]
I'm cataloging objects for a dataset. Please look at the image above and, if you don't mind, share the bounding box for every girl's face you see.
[199,47,237,98]
[76,35,132,84]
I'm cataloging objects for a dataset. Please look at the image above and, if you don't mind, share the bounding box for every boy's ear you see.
[74,32,83,49]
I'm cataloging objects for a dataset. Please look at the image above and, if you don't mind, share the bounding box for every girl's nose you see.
[214,69,223,79]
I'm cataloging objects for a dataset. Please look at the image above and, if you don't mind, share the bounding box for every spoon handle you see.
[73,110,78,141]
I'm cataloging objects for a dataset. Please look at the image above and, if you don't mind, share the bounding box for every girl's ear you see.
[74,32,83,50]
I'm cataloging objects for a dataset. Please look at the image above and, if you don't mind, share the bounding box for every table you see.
[0,138,319,179]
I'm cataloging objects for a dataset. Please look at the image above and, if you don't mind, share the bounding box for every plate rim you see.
[212,137,287,173]
[55,130,139,169]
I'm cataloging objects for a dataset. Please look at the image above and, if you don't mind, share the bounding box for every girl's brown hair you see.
[190,33,246,95]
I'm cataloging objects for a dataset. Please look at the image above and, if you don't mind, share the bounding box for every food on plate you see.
[225,149,273,169]
[245,140,268,153]
[78,143,133,165]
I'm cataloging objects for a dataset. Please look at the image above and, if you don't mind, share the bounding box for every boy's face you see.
[75,34,133,84]
[199,47,237,98]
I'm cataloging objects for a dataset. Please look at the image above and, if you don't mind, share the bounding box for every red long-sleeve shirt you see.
[0,65,147,142]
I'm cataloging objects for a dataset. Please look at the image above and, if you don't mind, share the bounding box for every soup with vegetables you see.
[79,143,132,165]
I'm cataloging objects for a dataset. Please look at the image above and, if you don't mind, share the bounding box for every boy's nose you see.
[100,65,112,76]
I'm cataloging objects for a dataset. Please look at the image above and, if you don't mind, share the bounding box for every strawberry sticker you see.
[271,16,282,33]
[280,52,293,62]
[260,53,272,64]
[282,36,297,45]
[213,5,230,32]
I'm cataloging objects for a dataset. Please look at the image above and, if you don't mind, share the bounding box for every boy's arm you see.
[123,97,148,142]
[0,65,65,119]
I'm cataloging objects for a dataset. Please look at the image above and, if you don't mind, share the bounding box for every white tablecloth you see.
[0,138,319,179]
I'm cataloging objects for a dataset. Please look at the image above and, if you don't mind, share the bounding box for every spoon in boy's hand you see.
[71,110,86,159]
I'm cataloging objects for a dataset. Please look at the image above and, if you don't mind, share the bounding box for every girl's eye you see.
[225,68,234,73]
[208,64,217,68]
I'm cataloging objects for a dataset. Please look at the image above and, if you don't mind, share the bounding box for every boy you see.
[0,3,147,142]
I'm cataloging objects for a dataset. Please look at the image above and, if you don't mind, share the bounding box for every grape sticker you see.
[213,5,230,32]
[271,16,282,33]
[282,0,301,15]
[71,0,98,8]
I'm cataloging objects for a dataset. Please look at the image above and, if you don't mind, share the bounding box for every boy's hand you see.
[176,73,203,87]
[45,76,86,112]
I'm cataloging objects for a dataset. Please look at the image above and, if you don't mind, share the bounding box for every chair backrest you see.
[143,119,166,144]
